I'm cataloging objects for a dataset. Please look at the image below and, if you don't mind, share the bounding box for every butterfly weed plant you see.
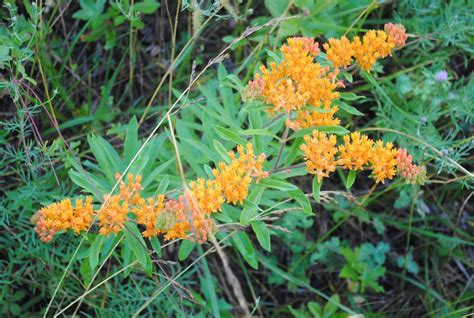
[2,1,473,316]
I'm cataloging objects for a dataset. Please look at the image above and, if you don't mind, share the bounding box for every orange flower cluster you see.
[369,140,398,184]
[32,145,268,244]
[300,131,339,182]
[244,24,407,134]
[397,148,426,185]
[384,23,408,47]
[214,144,268,204]
[98,174,143,235]
[301,131,408,184]
[323,23,407,71]
[244,36,341,129]
[32,196,94,242]
[338,132,374,170]
[323,36,354,68]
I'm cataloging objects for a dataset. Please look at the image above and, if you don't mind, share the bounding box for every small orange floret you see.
[384,23,408,47]
[301,131,339,182]
[338,132,374,170]
[287,106,340,131]
[31,196,95,242]
[323,36,354,68]
[189,178,225,215]
[133,195,165,237]
[97,194,129,235]
[353,30,395,71]
[369,140,398,183]
[396,148,426,185]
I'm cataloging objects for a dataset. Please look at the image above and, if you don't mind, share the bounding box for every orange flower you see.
[384,23,408,47]
[133,195,165,237]
[160,196,215,243]
[287,106,341,131]
[117,173,142,205]
[188,178,225,215]
[323,36,354,68]
[31,196,95,242]
[396,148,426,185]
[70,196,94,234]
[301,131,339,182]
[257,37,339,115]
[352,30,395,71]
[97,194,129,235]
[213,144,268,205]
[369,140,398,183]
[338,132,374,170]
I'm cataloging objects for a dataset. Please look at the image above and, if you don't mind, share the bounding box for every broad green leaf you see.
[323,294,340,318]
[150,236,162,258]
[333,100,364,116]
[213,125,246,145]
[213,140,230,163]
[265,49,283,64]
[89,235,103,270]
[156,175,169,194]
[124,223,149,268]
[134,0,160,14]
[312,176,322,203]
[124,116,139,163]
[346,170,357,189]
[258,177,298,192]
[178,240,196,261]
[240,186,265,225]
[264,0,289,17]
[339,92,365,101]
[251,221,271,252]
[73,0,106,21]
[233,232,258,269]
[342,71,353,83]
[240,129,280,141]
[80,258,92,286]
[288,189,312,215]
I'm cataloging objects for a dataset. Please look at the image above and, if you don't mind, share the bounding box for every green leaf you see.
[312,176,322,203]
[308,302,322,317]
[290,125,349,139]
[323,294,340,318]
[124,223,149,268]
[258,177,298,191]
[346,170,356,189]
[213,140,230,163]
[251,221,271,252]
[240,186,265,225]
[73,0,106,21]
[342,71,353,83]
[339,92,365,101]
[233,232,258,269]
[333,100,364,116]
[156,175,169,194]
[178,240,196,261]
[240,129,280,141]
[134,0,160,14]
[213,125,246,145]
[288,189,313,215]
[265,0,289,17]
[124,116,139,164]
[150,236,162,258]
[89,235,103,270]
[80,258,93,286]
[265,49,283,64]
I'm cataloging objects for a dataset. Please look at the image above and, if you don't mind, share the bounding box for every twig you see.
[210,234,250,316]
